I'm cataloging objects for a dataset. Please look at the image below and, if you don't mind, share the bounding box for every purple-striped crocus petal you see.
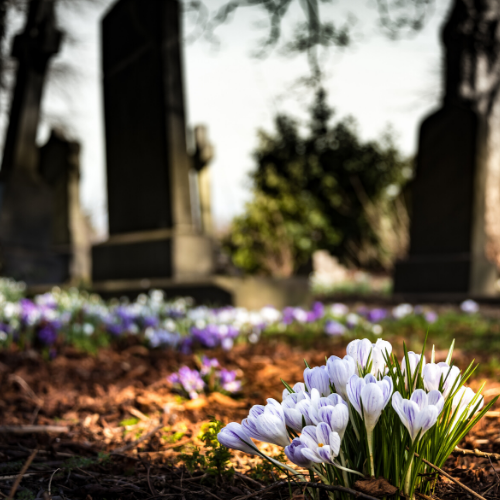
[266,398,286,423]
[391,392,407,427]
[299,426,319,450]
[360,383,385,432]
[413,406,439,439]
[428,390,444,413]
[316,422,331,446]
[327,355,356,401]
[249,405,265,418]
[254,408,290,447]
[304,366,331,397]
[318,405,349,438]
[323,393,347,407]
[364,374,377,384]
[217,423,258,455]
[328,430,341,456]
[379,376,394,407]
[410,389,428,410]
[317,445,334,463]
[372,339,393,376]
[301,447,323,464]
[402,352,426,379]
[296,399,319,425]
[346,374,364,415]
[285,438,313,468]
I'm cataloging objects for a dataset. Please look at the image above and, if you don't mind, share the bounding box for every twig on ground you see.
[0,425,69,434]
[48,468,61,496]
[112,423,163,454]
[235,471,264,489]
[414,451,487,500]
[416,492,442,500]
[146,465,157,496]
[232,480,381,500]
[9,374,43,406]
[8,448,38,499]
[453,446,500,461]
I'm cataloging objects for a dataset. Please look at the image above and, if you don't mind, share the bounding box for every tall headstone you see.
[92,0,214,283]
[0,0,65,284]
[39,130,91,284]
[394,0,500,297]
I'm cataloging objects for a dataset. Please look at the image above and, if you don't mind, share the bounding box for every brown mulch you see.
[1,339,500,498]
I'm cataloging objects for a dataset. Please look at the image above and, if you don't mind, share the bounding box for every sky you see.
[1,0,451,236]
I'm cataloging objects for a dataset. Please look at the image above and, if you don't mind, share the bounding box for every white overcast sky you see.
[1,0,451,236]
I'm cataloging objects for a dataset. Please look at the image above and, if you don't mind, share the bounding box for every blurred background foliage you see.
[224,87,413,277]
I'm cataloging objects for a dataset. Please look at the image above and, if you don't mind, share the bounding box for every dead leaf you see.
[209,392,246,408]
[184,397,208,410]
[354,477,398,498]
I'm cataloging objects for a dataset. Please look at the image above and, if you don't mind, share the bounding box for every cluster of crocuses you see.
[168,356,241,400]
[218,337,495,499]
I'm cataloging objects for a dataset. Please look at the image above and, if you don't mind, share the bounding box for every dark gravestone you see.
[92,0,213,283]
[0,0,66,284]
[39,130,91,283]
[394,0,500,297]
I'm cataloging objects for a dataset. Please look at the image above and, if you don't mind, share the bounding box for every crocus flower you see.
[318,399,349,438]
[282,382,306,401]
[304,366,331,396]
[219,368,242,393]
[242,399,290,447]
[284,438,313,468]
[217,422,258,455]
[346,338,392,377]
[282,391,311,431]
[347,374,393,432]
[402,351,426,384]
[423,362,461,398]
[330,303,349,317]
[325,320,346,336]
[298,423,341,464]
[452,386,484,421]
[392,389,444,442]
[326,355,356,401]
[460,299,479,314]
[392,303,413,318]
[367,308,387,323]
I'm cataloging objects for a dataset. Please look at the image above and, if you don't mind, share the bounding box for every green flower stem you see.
[404,457,413,499]
[367,429,375,477]
[339,449,350,487]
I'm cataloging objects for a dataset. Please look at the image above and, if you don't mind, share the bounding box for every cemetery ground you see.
[3,315,500,500]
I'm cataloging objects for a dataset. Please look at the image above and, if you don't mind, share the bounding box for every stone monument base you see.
[92,230,214,281]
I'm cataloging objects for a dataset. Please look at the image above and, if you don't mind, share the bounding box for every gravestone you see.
[39,130,91,284]
[92,0,214,284]
[394,0,500,297]
[0,0,66,284]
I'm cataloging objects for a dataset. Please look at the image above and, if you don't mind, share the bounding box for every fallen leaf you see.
[354,477,398,498]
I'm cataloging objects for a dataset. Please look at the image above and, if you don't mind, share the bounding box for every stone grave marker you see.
[394,0,500,297]
[92,0,214,286]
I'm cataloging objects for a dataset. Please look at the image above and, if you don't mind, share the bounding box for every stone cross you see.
[394,0,500,297]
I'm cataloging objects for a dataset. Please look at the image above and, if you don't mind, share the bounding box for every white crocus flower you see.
[452,386,484,422]
[346,338,392,377]
[304,366,331,396]
[347,373,393,476]
[281,391,311,431]
[217,422,259,455]
[326,355,356,401]
[298,423,341,464]
[282,382,306,401]
[242,399,290,447]
[423,362,461,398]
[392,389,444,442]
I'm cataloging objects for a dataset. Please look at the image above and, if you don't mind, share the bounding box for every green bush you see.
[225,88,412,276]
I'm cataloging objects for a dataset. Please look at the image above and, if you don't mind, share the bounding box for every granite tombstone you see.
[92,0,214,287]
[394,0,500,297]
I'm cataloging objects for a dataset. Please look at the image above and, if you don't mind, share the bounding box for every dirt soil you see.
[1,339,500,499]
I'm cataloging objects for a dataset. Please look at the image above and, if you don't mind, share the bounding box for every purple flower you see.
[37,324,58,345]
[200,356,220,375]
[168,366,205,399]
[219,368,241,393]
[425,311,438,323]
[460,300,479,314]
[218,423,258,455]
[325,320,346,336]
[285,438,313,468]
[298,423,341,464]
[367,308,387,323]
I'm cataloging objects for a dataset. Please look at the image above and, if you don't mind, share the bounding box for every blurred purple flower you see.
[325,320,346,336]
[168,366,205,399]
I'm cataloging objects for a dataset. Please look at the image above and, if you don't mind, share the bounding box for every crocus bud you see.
[327,355,356,401]
[392,389,444,442]
[217,422,258,455]
[304,366,330,397]
[347,374,393,432]
[284,438,313,468]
